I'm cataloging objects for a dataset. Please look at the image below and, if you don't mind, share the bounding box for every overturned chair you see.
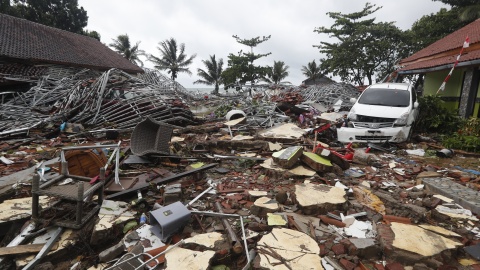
[31,144,120,229]
[130,116,177,156]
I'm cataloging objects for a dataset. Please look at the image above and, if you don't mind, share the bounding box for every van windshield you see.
[358,88,410,107]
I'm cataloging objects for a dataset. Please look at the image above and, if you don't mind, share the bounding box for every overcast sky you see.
[78,0,448,89]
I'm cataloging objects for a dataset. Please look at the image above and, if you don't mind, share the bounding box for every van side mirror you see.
[350,97,357,104]
[413,101,419,109]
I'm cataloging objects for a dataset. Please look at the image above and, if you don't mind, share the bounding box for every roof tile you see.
[0,14,143,74]
[399,19,480,71]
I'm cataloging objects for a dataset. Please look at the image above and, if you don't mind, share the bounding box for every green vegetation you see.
[149,38,197,82]
[263,61,290,85]
[194,55,224,95]
[301,60,323,81]
[314,3,407,86]
[222,35,271,92]
[0,0,99,39]
[416,95,462,134]
[416,95,480,153]
[442,117,480,152]
[109,34,145,67]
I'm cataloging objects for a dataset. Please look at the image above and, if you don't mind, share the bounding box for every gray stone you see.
[99,241,125,263]
[163,183,182,205]
[349,238,381,259]
[423,177,480,215]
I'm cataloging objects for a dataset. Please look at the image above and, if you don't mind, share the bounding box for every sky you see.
[78,0,449,89]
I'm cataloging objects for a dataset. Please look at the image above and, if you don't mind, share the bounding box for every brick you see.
[319,244,328,256]
[376,224,394,255]
[383,215,411,224]
[319,215,346,227]
[332,243,346,255]
[385,262,404,270]
[339,258,356,270]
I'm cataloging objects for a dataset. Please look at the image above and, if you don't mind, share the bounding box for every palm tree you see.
[148,38,197,82]
[301,60,322,81]
[194,55,224,94]
[263,61,290,85]
[109,34,145,67]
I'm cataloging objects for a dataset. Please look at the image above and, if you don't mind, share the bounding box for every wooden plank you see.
[0,244,44,256]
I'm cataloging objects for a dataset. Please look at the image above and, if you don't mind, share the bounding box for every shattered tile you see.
[295,182,346,215]
[257,228,322,270]
[391,222,462,257]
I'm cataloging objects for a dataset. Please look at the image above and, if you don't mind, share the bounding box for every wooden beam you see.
[0,244,44,256]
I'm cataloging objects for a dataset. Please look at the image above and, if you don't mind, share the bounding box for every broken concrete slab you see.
[434,204,479,221]
[248,190,268,201]
[295,182,346,215]
[422,177,480,215]
[250,197,279,217]
[165,247,215,270]
[184,232,228,250]
[0,196,53,223]
[272,146,303,169]
[301,151,332,172]
[267,213,287,226]
[256,228,323,270]
[260,158,316,176]
[258,123,306,141]
[390,222,462,260]
[91,200,135,245]
[418,224,461,238]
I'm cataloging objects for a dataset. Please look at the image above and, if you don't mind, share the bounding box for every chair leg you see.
[76,182,84,226]
[32,174,40,220]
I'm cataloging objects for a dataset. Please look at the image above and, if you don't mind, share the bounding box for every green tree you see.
[222,35,271,92]
[194,55,224,94]
[1,0,88,34]
[109,34,145,67]
[148,38,196,82]
[84,30,101,41]
[406,7,472,53]
[301,60,323,80]
[263,61,290,85]
[433,0,480,21]
[314,3,405,86]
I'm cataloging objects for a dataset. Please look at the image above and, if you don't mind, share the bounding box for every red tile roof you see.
[0,14,143,74]
[399,19,480,72]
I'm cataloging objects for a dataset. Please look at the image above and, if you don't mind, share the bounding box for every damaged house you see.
[0,13,197,138]
[0,13,143,90]
[397,18,480,118]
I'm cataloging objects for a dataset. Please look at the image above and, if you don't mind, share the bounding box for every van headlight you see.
[347,108,357,121]
[394,112,409,126]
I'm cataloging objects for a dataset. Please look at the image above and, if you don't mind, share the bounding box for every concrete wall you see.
[424,68,465,111]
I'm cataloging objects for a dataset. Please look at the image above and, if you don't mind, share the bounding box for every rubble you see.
[0,73,479,270]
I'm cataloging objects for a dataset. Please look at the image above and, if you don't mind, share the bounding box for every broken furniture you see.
[149,201,191,241]
[130,116,177,156]
[64,148,107,178]
[31,144,120,229]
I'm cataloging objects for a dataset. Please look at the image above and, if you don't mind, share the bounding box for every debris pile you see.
[0,68,198,138]
[0,78,479,270]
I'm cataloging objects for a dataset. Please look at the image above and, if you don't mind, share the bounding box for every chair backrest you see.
[131,117,174,156]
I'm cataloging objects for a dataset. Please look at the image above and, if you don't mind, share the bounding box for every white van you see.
[337,83,419,143]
